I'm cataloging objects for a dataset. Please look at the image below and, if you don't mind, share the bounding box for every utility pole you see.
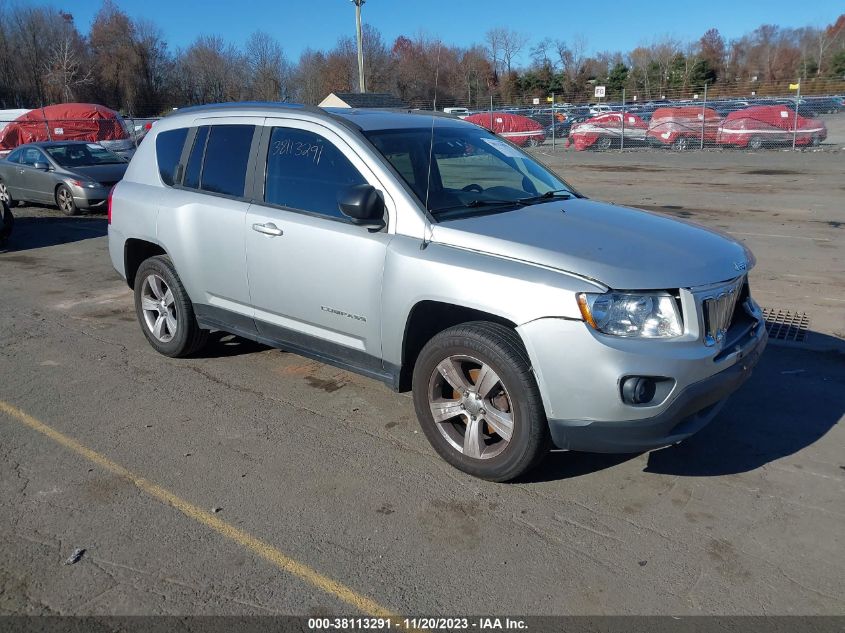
[352,0,366,93]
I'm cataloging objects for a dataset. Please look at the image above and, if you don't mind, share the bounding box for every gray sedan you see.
[0,141,128,215]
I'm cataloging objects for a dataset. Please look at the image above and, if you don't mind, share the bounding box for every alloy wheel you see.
[57,187,74,213]
[0,183,9,204]
[140,273,178,343]
[427,355,514,460]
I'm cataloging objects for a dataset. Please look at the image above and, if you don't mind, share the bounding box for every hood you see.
[69,163,128,185]
[430,198,751,289]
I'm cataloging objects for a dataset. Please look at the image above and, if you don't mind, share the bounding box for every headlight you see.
[71,180,101,189]
[577,292,683,338]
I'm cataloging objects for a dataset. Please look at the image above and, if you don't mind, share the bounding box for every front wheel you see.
[0,181,17,208]
[134,255,207,357]
[748,136,763,150]
[56,184,78,216]
[412,322,550,482]
[671,136,689,151]
[0,201,13,246]
[595,136,613,151]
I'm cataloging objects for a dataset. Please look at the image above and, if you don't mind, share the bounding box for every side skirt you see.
[194,304,401,391]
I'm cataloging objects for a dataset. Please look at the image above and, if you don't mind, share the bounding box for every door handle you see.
[252,222,283,237]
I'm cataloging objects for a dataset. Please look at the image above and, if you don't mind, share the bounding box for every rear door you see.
[245,119,393,376]
[155,118,261,326]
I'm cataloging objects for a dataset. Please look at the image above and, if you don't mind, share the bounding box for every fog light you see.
[621,376,657,405]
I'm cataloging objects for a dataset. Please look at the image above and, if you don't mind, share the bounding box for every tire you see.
[671,136,689,151]
[56,184,78,216]
[133,255,208,358]
[810,135,820,147]
[0,201,12,246]
[0,181,17,208]
[412,321,551,482]
[748,136,763,150]
[595,136,613,151]
[527,137,541,148]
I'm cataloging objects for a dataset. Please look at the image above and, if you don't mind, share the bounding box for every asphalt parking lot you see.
[1,148,843,616]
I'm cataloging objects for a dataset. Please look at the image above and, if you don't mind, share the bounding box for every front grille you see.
[702,278,744,346]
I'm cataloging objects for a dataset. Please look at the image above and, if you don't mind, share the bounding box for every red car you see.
[646,107,721,150]
[567,112,648,150]
[464,112,545,147]
[717,105,827,149]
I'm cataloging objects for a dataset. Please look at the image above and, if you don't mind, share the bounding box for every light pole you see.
[352,0,365,93]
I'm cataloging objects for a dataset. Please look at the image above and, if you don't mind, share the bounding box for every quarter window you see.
[155,127,188,186]
[264,127,367,219]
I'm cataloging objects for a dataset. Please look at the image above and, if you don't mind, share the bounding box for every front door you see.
[245,120,392,378]
[18,147,53,203]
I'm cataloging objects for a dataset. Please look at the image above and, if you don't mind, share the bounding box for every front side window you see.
[20,148,48,166]
[45,143,124,167]
[264,127,367,220]
[365,125,575,220]
[155,128,189,186]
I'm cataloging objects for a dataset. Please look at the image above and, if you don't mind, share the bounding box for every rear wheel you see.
[810,135,821,147]
[56,184,78,216]
[412,322,550,482]
[671,136,689,151]
[0,181,17,208]
[748,136,763,150]
[134,255,207,357]
[527,137,542,148]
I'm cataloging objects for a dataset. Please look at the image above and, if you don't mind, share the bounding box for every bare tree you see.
[44,27,92,101]
[246,31,290,101]
[556,35,587,82]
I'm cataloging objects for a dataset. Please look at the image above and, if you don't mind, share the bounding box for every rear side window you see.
[264,127,366,219]
[183,126,208,190]
[200,125,255,198]
[155,128,188,186]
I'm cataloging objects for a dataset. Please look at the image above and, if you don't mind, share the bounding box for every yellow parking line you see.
[0,399,398,619]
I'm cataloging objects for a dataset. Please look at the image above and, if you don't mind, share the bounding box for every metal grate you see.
[762,307,809,343]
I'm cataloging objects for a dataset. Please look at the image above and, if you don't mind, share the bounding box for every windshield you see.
[364,125,577,219]
[45,143,125,167]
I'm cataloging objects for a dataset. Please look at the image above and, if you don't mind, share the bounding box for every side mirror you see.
[337,184,385,230]
[32,162,50,170]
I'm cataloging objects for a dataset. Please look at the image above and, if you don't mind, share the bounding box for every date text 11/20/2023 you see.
[307,618,528,630]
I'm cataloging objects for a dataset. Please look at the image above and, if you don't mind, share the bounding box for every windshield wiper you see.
[434,198,525,214]
[518,189,572,204]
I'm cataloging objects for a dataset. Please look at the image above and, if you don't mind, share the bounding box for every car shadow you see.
[192,331,270,359]
[524,332,844,482]
[0,213,107,252]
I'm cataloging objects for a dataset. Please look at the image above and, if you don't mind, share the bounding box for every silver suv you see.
[108,103,767,481]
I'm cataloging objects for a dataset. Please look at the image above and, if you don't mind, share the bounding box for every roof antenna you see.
[422,41,442,250]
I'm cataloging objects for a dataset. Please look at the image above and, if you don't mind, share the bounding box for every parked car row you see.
[565,105,827,151]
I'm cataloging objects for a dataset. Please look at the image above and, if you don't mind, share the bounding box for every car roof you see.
[167,101,469,132]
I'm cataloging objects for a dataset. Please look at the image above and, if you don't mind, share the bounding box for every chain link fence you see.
[1,79,843,159]
[404,79,845,153]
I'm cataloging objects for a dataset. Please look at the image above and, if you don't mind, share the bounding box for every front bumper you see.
[71,185,110,209]
[518,305,767,454]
